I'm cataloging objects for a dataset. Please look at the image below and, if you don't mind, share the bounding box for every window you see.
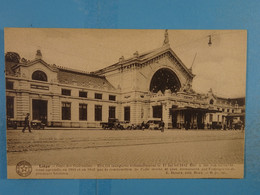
[79,91,88,98]
[6,96,14,118]
[124,106,130,121]
[209,114,213,122]
[62,102,71,120]
[153,105,162,118]
[6,81,13,89]
[210,99,214,104]
[227,109,230,113]
[95,105,102,121]
[95,93,102,99]
[79,104,87,121]
[109,95,116,101]
[62,89,71,96]
[150,68,181,93]
[32,70,47,81]
[109,106,116,119]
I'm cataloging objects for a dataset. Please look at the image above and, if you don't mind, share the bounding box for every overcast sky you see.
[4,28,247,98]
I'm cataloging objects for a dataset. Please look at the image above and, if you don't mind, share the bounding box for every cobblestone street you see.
[7,129,244,166]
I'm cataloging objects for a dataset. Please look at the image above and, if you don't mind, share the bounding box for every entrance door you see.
[32,100,47,125]
[184,110,191,129]
[172,111,178,128]
[171,106,178,128]
[197,112,204,129]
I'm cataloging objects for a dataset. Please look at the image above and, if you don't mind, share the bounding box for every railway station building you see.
[5,31,245,129]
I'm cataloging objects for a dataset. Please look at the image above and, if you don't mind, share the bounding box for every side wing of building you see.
[5,51,120,128]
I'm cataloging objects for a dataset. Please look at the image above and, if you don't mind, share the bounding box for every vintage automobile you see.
[6,118,17,129]
[31,120,45,130]
[120,121,131,130]
[212,122,222,130]
[126,124,140,130]
[146,118,162,130]
[232,120,243,130]
[100,118,123,130]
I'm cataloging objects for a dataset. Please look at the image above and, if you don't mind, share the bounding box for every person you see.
[22,113,32,133]
[160,120,165,132]
[141,121,145,131]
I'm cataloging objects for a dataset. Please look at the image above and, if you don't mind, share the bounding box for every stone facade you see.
[5,37,245,129]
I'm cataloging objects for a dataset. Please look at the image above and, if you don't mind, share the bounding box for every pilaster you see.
[16,92,30,121]
[51,96,60,121]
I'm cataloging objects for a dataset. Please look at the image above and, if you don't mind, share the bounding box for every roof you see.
[11,58,59,72]
[5,52,116,91]
[171,106,220,113]
[215,96,245,106]
[226,113,245,117]
[94,44,194,78]
[207,89,245,106]
[57,69,116,90]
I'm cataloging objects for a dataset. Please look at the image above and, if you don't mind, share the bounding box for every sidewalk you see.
[8,127,99,131]
[8,126,244,131]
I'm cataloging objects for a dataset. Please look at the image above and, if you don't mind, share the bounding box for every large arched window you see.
[150,68,181,93]
[32,70,47,82]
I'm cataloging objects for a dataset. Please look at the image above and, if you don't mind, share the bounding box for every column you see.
[162,102,172,129]
[149,105,153,119]
[205,114,209,129]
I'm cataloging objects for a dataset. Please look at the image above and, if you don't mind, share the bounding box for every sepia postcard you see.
[4,28,246,179]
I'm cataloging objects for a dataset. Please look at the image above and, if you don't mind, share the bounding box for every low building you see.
[5,31,245,129]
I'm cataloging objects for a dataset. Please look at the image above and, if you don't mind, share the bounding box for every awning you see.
[226,113,245,118]
[170,106,220,113]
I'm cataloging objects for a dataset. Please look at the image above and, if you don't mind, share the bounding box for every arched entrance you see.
[149,68,181,93]
[150,68,181,124]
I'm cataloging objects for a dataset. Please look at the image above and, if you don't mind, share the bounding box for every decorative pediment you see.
[12,58,59,73]
[95,45,194,80]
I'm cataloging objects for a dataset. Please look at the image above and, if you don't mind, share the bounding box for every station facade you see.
[5,32,245,129]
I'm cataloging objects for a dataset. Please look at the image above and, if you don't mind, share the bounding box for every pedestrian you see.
[141,121,145,131]
[22,113,32,133]
[160,120,165,132]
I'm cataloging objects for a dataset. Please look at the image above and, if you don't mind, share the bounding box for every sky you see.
[4,28,247,98]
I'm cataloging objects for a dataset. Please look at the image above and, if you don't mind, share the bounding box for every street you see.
[7,129,244,166]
